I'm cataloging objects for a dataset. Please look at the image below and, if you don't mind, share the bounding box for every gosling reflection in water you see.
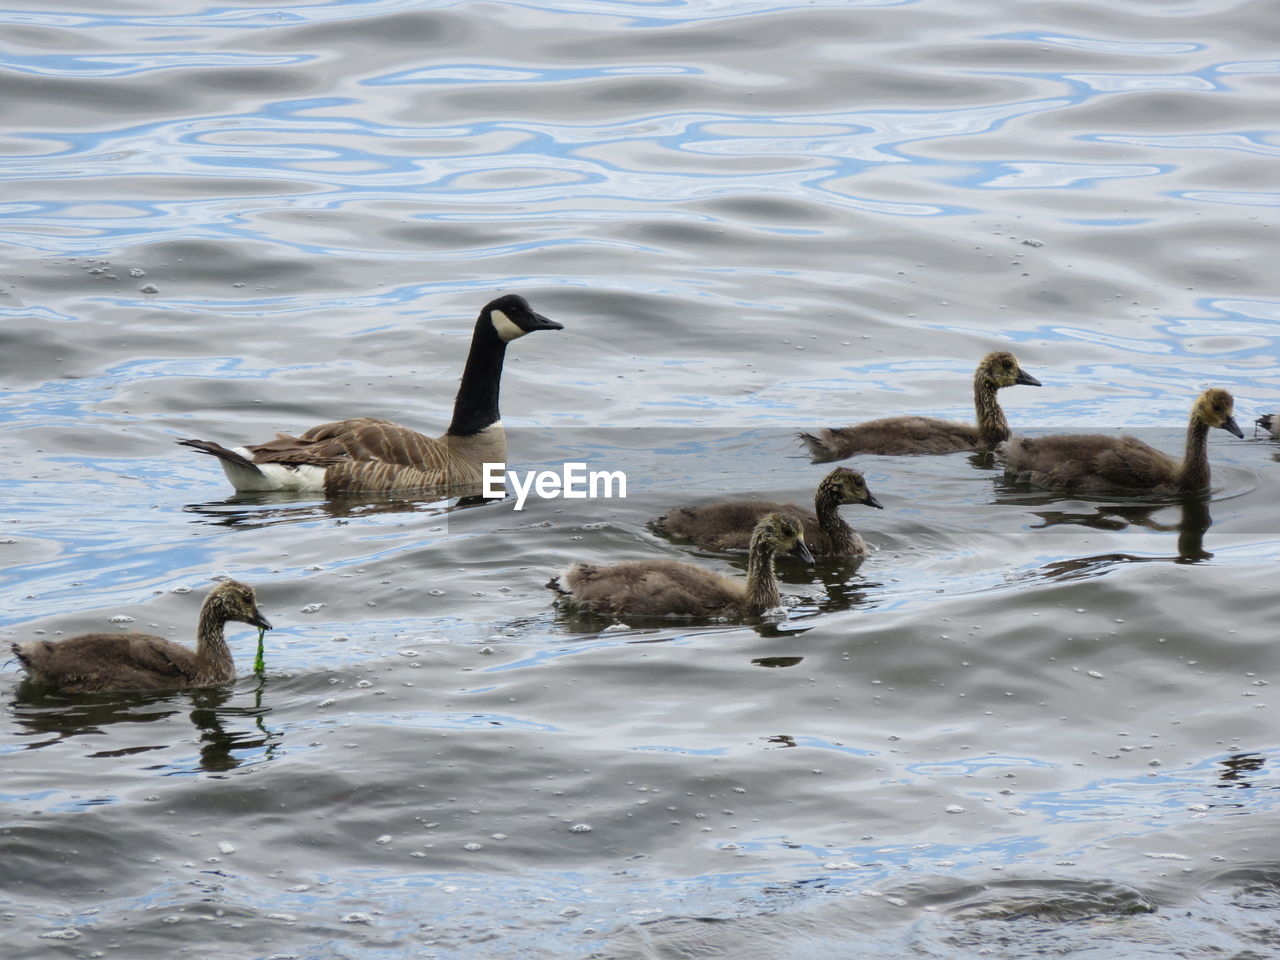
[1031,496,1214,582]
[8,680,281,773]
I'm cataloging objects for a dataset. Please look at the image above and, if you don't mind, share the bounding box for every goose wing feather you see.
[1001,434,1177,492]
[562,560,744,618]
[14,634,201,692]
[800,417,980,461]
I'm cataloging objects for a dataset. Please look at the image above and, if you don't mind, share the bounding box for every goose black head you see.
[822,466,883,509]
[484,294,563,343]
[208,580,273,630]
[1194,388,1243,438]
[979,351,1041,389]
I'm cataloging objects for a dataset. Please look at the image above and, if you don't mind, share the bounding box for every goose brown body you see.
[554,513,813,620]
[998,388,1243,494]
[179,294,562,496]
[652,468,882,559]
[798,351,1040,462]
[10,581,272,693]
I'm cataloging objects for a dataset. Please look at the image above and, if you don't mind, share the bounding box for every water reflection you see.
[9,679,281,773]
[182,490,491,529]
[1217,752,1267,790]
[1029,496,1214,581]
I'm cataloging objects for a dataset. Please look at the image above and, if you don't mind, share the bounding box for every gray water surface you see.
[2,1,1279,958]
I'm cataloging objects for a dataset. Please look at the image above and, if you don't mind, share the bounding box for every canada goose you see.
[998,388,1244,494]
[798,351,1041,462]
[651,467,882,560]
[10,580,272,693]
[179,294,563,495]
[551,513,814,620]
[1257,413,1278,438]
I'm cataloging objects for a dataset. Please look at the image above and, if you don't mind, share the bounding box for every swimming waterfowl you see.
[551,513,814,620]
[10,580,271,693]
[651,467,882,560]
[998,388,1243,494]
[179,294,563,495]
[1257,413,1278,438]
[797,351,1041,462]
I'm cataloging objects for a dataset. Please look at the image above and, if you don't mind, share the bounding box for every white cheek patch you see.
[490,309,528,342]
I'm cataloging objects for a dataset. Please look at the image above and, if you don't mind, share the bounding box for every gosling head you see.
[821,467,883,509]
[207,580,273,630]
[1193,388,1244,438]
[484,294,564,343]
[752,512,815,564]
[978,351,1041,389]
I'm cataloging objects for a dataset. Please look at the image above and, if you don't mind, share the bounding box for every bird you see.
[550,513,814,620]
[10,580,272,693]
[650,467,882,560]
[797,351,1041,462]
[998,388,1244,494]
[1257,413,1278,438]
[179,294,563,496]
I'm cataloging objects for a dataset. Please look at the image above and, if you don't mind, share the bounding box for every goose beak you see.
[526,312,563,332]
[1222,414,1244,439]
[862,491,884,510]
[248,608,273,631]
[1015,369,1042,387]
[789,539,815,564]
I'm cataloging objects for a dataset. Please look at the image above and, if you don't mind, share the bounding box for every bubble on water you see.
[1021,238,1043,247]
[1143,851,1189,860]
[129,267,145,277]
[375,835,392,845]
[267,914,297,923]
[109,615,135,623]
[945,804,965,814]
[139,283,159,294]
[568,823,592,833]
[299,603,324,614]
[39,929,81,941]
[217,841,236,854]
[340,913,372,924]
[1088,670,1105,679]
[601,623,630,633]
[463,842,483,851]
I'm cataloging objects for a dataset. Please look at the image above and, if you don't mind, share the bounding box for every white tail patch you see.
[490,309,527,342]
[219,447,327,493]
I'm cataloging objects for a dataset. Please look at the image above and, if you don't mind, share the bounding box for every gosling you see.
[10,581,272,693]
[999,388,1244,494]
[552,513,813,620]
[798,351,1041,462]
[651,467,882,560]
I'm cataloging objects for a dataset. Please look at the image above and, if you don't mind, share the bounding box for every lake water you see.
[2,1,1279,958]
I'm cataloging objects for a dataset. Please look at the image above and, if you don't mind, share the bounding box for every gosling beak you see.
[861,491,884,510]
[1221,414,1244,439]
[526,312,563,332]
[247,608,273,631]
[1015,369,1042,387]
[789,539,815,564]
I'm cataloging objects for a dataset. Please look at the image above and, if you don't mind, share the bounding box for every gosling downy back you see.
[11,580,272,694]
[798,351,1040,462]
[998,388,1243,494]
[652,467,882,559]
[554,513,814,620]
[179,294,563,496]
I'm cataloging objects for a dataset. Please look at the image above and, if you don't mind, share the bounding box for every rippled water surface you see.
[3,0,1279,957]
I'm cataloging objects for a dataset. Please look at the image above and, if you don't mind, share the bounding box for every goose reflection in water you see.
[182,486,490,529]
[1022,496,1215,582]
[8,680,281,773]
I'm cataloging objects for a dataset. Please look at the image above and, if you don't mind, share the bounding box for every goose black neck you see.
[973,374,1010,447]
[1177,418,1212,493]
[447,314,507,437]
